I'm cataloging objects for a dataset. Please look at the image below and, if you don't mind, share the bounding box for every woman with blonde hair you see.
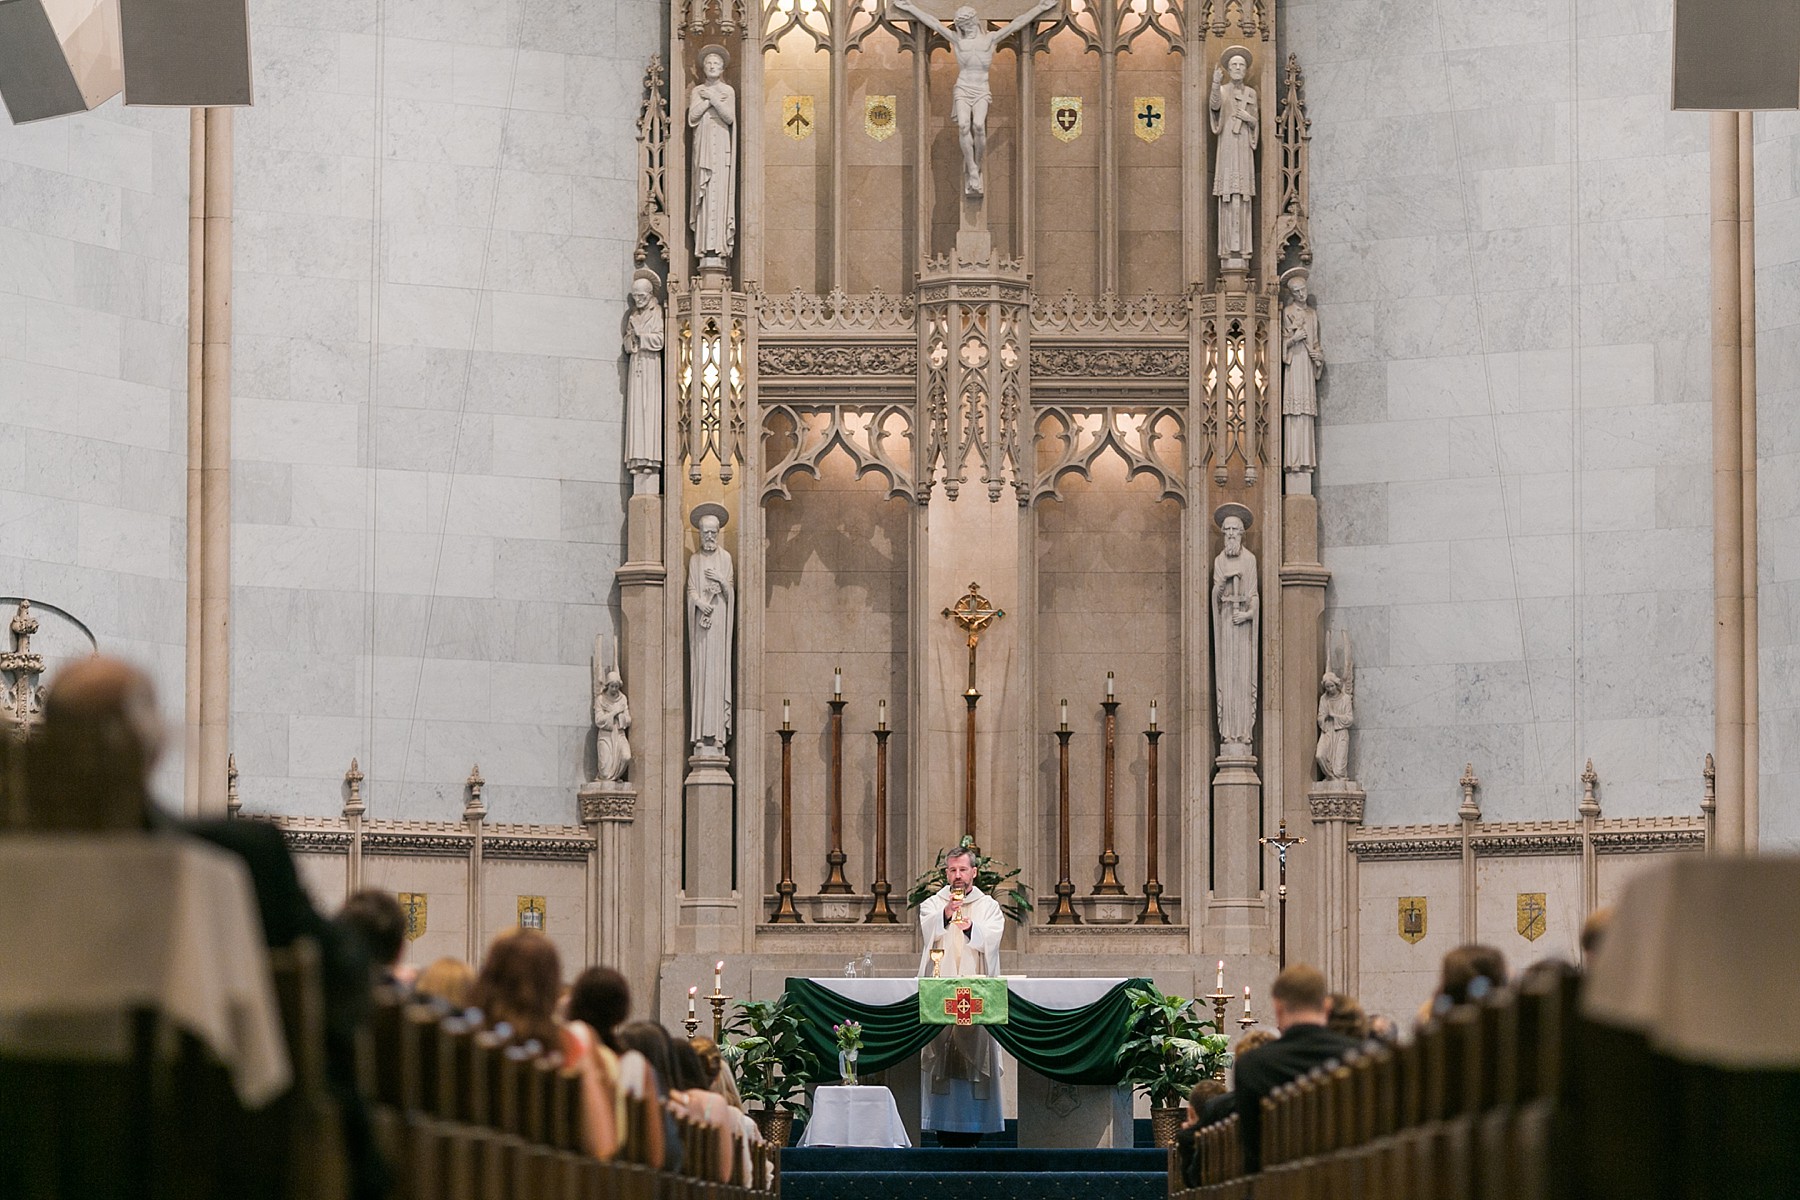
[414,957,475,1012]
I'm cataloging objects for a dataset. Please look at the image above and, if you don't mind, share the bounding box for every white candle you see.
[834,667,842,697]
[1150,700,1158,730]
[1060,699,1069,730]
[878,699,887,730]
[1106,671,1115,698]
[688,986,698,1018]
[1217,960,1224,991]
[783,699,791,729]
[715,960,725,992]
[1243,986,1251,1014]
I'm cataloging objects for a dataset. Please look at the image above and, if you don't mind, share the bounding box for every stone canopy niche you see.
[610,0,1341,988]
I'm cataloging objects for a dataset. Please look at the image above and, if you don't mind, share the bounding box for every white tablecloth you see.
[1583,857,1800,1069]
[809,976,1130,1008]
[0,834,293,1106]
[798,1085,912,1147]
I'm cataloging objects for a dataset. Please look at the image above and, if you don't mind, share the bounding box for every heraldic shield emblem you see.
[781,95,815,140]
[1133,95,1166,143]
[865,94,897,141]
[399,892,427,941]
[518,895,548,931]
[1398,896,1426,944]
[1051,96,1083,142]
[1517,892,1547,941]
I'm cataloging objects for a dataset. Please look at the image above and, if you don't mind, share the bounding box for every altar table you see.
[797,1084,913,1147]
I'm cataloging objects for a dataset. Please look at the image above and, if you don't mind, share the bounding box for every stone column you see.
[1306,782,1361,993]
[1279,489,1329,969]
[581,784,638,966]
[618,496,667,991]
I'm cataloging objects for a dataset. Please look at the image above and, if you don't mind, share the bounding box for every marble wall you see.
[0,101,190,800]
[1287,0,1719,825]
[1753,110,1800,853]
[228,0,663,824]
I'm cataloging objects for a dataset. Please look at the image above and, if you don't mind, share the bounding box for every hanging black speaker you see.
[118,0,252,107]
[1672,0,1800,110]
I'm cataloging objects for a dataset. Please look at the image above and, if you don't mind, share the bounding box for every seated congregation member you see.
[616,1021,685,1171]
[20,656,389,1200]
[1217,964,1360,1172]
[1176,1079,1217,1188]
[468,929,583,1061]
[414,957,476,1015]
[338,889,409,990]
[1418,943,1509,1025]
[670,1039,740,1183]
[1326,992,1369,1041]
[690,1035,743,1109]
[565,966,633,1159]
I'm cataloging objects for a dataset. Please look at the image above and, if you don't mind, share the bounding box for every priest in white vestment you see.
[915,846,1006,1145]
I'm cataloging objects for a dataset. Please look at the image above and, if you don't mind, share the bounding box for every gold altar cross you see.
[942,581,1005,695]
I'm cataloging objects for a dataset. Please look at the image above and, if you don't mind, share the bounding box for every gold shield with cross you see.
[1132,95,1166,143]
[1398,896,1426,944]
[1517,892,1547,941]
[398,892,427,941]
[1051,95,1083,142]
[518,895,548,931]
[865,95,897,141]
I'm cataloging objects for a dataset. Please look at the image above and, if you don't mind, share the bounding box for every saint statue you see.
[686,503,735,755]
[1210,504,1259,754]
[1209,45,1257,265]
[891,0,1059,198]
[1281,266,1323,493]
[688,45,737,271]
[593,636,633,783]
[1315,671,1353,782]
[624,268,665,487]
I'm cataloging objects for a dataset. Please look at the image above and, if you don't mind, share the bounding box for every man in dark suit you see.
[1203,963,1360,1172]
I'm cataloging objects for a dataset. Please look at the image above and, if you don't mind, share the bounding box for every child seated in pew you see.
[565,967,633,1160]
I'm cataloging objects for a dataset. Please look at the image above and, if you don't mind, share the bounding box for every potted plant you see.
[907,834,1034,924]
[1115,981,1233,1147]
[722,995,822,1147]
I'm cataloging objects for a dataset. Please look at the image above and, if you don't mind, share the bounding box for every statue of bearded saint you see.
[1210,506,1260,755]
[1210,45,1258,265]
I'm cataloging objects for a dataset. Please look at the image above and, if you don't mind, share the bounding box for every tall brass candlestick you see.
[1137,723,1168,924]
[1206,989,1232,1078]
[822,697,852,893]
[709,992,731,1043]
[1050,720,1080,924]
[1093,691,1124,895]
[770,719,802,923]
[866,720,897,923]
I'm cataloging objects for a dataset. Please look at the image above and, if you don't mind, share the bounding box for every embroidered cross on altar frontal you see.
[919,978,1009,1026]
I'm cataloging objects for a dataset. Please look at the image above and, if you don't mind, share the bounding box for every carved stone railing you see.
[762,403,915,502]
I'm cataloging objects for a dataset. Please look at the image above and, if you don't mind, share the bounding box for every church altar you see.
[788,977,1144,1082]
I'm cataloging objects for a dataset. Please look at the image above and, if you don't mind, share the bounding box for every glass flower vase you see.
[838,1048,859,1086]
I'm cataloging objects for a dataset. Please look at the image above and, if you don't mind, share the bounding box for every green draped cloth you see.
[784,977,1148,1085]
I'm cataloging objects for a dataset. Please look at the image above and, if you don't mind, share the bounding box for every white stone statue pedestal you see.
[1211,751,1262,902]
[682,751,737,929]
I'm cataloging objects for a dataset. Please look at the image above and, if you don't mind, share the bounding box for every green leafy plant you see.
[721,995,822,1114]
[906,834,1034,924]
[1115,981,1233,1109]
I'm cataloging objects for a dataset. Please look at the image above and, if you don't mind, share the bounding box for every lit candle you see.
[1060,699,1069,731]
[1150,700,1158,731]
[715,960,724,993]
[783,699,791,729]
[1217,960,1224,992]
[1106,671,1115,699]
[688,986,698,1018]
[834,667,842,697]
[878,699,887,731]
[1243,986,1251,1014]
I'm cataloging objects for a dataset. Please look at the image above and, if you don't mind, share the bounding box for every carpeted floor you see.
[779,1146,1172,1200]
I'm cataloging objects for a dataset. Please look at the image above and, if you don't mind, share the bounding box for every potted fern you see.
[722,995,821,1147]
[1115,981,1232,1146]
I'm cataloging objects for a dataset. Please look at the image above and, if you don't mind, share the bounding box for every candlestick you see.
[1105,671,1114,698]
[685,986,699,1037]
[782,698,791,730]
[1059,699,1068,731]
[867,719,897,923]
[833,667,842,697]
[1050,723,1079,924]
[709,992,732,1043]
[878,699,887,731]
[822,693,852,893]
[1149,699,1158,730]
[1093,688,1123,895]
[714,961,724,994]
[771,723,802,922]
[1136,723,1168,924]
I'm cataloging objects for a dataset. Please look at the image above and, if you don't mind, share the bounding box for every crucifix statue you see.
[942,581,1005,840]
[1259,819,1306,969]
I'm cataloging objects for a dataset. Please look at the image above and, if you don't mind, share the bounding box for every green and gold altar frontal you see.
[784,977,1149,1085]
